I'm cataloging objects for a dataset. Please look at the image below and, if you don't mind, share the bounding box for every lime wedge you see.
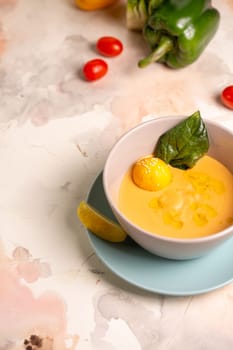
[77,201,127,242]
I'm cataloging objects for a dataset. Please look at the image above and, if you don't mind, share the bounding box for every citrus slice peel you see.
[77,201,127,243]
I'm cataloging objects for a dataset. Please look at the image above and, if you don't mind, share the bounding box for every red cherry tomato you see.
[96,36,123,57]
[221,85,233,110]
[83,58,108,81]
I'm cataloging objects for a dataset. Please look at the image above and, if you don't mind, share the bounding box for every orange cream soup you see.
[118,155,233,239]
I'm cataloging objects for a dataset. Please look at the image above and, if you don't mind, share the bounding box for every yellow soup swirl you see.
[118,155,233,239]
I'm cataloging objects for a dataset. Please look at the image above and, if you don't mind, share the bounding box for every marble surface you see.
[0,0,233,349]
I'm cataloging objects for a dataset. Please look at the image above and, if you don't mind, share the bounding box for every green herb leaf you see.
[155,111,209,169]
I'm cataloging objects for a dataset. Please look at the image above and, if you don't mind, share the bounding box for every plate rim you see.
[86,231,233,296]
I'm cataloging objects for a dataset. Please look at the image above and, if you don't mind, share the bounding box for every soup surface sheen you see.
[118,156,233,239]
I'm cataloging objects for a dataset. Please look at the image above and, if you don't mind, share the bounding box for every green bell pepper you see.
[138,0,220,69]
[126,0,163,30]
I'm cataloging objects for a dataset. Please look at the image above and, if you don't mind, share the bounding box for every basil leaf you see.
[155,111,209,169]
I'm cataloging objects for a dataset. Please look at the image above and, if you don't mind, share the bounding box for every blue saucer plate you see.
[86,173,233,296]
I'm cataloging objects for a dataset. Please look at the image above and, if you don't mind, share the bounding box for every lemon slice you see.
[77,201,127,242]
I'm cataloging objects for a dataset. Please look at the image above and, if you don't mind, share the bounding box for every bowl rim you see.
[103,115,233,245]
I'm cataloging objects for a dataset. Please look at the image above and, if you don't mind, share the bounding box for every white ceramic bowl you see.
[103,116,233,260]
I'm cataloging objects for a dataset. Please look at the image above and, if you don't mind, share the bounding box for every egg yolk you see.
[132,156,172,191]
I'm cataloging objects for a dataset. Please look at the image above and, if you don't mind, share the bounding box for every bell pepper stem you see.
[138,35,173,68]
